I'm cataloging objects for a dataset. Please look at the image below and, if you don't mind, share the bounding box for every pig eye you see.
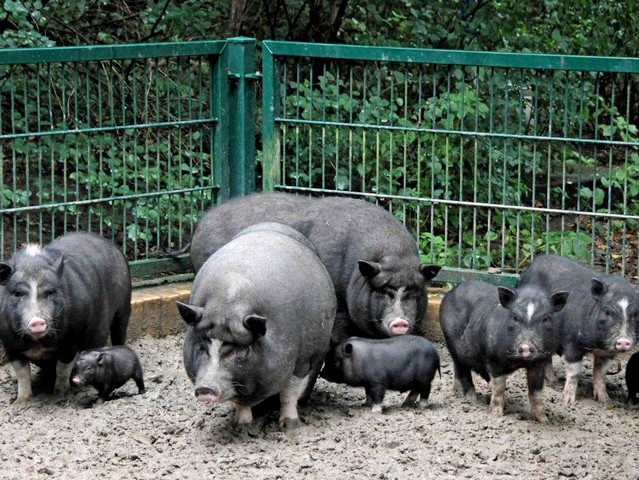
[510,313,521,323]
[220,342,241,357]
[41,288,56,298]
[11,290,27,299]
[541,315,552,324]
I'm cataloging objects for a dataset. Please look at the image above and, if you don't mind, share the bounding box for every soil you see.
[0,333,638,480]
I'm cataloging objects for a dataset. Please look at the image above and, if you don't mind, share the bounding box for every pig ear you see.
[243,315,267,338]
[550,291,569,312]
[0,262,14,285]
[176,301,204,326]
[343,342,354,357]
[47,249,65,276]
[497,287,517,309]
[358,261,380,278]
[420,264,441,281]
[591,278,608,299]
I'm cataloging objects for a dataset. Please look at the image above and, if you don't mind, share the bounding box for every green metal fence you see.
[0,38,256,281]
[3,38,639,285]
[261,41,639,285]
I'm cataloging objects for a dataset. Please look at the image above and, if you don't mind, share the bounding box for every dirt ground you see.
[0,333,638,480]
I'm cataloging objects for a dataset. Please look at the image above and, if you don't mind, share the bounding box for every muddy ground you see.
[0,333,637,480]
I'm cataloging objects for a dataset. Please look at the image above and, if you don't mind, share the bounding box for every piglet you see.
[71,346,145,399]
[322,335,441,413]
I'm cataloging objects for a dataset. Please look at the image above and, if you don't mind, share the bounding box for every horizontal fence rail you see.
[0,38,256,280]
[262,41,639,282]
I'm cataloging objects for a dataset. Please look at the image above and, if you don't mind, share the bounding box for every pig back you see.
[48,232,131,345]
[190,193,314,272]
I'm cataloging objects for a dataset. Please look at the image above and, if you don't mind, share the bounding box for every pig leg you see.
[489,375,507,415]
[54,360,74,395]
[527,364,548,423]
[453,362,476,402]
[402,391,419,407]
[562,359,584,404]
[134,372,146,395]
[544,358,559,384]
[416,383,433,408]
[11,359,33,402]
[234,405,254,424]
[592,354,611,402]
[365,385,386,413]
[279,374,309,428]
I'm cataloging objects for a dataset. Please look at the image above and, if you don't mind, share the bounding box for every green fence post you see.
[226,37,257,197]
[261,41,279,192]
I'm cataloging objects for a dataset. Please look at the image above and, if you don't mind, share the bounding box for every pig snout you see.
[195,386,220,404]
[615,337,633,352]
[389,318,410,336]
[518,343,536,358]
[27,317,48,335]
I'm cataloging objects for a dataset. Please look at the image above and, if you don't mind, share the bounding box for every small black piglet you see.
[322,335,440,413]
[70,346,145,399]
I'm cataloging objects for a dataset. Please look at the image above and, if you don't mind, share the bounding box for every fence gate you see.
[261,41,639,284]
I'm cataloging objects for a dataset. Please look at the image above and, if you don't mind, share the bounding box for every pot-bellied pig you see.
[517,254,639,404]
[189,192,441,345]
[439,280,568,422]
[178,222,336,427]
[322,335,440,413]
[0,232,131,402]
[70,346,145,400]
[626,351,639,405]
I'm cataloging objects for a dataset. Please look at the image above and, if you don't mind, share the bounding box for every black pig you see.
[517,254,639,403]
[439,280,568,422]
[322,335,440,413]
[626,351,639,405]
[0,232,131,402]
[71,346,145,399]
[189,193,441,345]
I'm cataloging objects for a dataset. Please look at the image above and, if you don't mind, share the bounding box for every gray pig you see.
[70,346,145,399]
[0,232,131,402]
[517,254,639,404]
[189,193,441,345]
[321,335,440,413]
[178,222,336,427]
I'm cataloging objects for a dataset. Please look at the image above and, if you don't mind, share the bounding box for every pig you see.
[0,232,131,402]
[321,335,441,413]
[178,222,336,427]
[70,346,145,399]
[189,192,441,346]
[439,280,568,422]
[517,254,639,404]
[625,351,639,405]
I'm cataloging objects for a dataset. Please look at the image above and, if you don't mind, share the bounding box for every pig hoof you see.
[534,414,549,424]
[278,417,301,430]
[370,404,384,414]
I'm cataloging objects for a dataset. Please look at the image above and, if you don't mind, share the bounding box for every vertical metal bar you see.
[261,41,279,192]
[212,43,230,200]
[227,37,256,197]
